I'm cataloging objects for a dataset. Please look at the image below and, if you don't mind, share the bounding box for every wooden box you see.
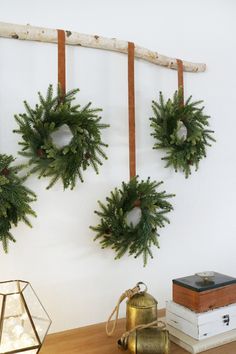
[173,272,236,313]
[166,300,236,340]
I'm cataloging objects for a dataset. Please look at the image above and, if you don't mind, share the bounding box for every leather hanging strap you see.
[128,42,136,179]
[177,58,184,106]
[57,29,66,97]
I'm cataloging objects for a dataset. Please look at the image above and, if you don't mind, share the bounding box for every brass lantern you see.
[118,327,169,354]
[0,280,51,353]
[126,282,158,330]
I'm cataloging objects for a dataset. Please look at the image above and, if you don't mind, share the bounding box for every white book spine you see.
[167,324,236,354]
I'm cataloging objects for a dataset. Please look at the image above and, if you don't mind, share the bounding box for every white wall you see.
[0,0,236,333]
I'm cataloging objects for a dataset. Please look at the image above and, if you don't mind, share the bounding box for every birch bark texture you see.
[0,22,206,73]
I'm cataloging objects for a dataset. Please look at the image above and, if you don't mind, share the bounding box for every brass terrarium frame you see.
[0,280,51,354]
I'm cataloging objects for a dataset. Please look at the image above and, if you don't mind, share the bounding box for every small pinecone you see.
[85,152,91,159]
[1,168,10,176]
[36,148,45,157]
[188,160,193,165]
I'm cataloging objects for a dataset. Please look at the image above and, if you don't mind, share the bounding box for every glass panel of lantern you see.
[22,283,51,343]
[0,280,51,354]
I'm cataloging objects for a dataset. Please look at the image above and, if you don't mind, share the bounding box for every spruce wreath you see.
[90,176,174,266]
[14,85,109,189]
[150,90,215,178]
[0,154,36,252]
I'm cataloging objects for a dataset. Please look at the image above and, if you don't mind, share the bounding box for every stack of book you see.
[166,272,236,353]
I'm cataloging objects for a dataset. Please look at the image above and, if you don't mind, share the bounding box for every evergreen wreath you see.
[150,90,215,178]
[0,154,36,252]
[14,85,109,189]
[90,176,174,266]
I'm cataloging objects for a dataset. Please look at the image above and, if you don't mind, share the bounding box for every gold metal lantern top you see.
[0,280,51,354]
[127,291,157,308]
[126,282,158,331]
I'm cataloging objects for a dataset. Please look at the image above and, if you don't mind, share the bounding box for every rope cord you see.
[106,283,140,336]
[120,319,166,346]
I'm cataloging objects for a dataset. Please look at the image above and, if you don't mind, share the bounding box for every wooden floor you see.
[41,317,236,354]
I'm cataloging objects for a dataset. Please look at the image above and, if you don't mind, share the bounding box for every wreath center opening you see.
[125,206,142,228]
[50,124,73,148]
[176,120,188,141]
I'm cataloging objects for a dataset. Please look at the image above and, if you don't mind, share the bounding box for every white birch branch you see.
[0,22,206,73]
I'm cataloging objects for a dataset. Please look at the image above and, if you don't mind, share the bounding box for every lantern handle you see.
[106,283,141,336]
[136,282,147,293]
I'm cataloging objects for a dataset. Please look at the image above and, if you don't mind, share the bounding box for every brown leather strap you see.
[128,42,136,179]
[57,29,66,97]
[177,58,184,106]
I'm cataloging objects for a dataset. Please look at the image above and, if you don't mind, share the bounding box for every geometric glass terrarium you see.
[0,280,51,353]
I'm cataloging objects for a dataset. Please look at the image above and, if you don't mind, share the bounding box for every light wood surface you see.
[41,313,236,354]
